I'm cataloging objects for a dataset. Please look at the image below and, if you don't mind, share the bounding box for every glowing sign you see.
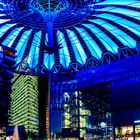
[3,49,13,56]
[0,46,14,55]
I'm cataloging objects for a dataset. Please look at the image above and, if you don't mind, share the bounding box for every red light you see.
[3,49,13,55]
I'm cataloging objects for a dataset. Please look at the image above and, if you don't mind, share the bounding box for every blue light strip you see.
[0,19,10,24]
[0,24,17,38]
[0,2,6,6]
[97,13,140,35]
[27,31,41,68]
[96,7,140,20]
[66,29,87,65]
[57,31,71,68]
[83,24,118,53]
[2,27,24,47]
[44,53,49,69]
[120,24,140,37]
[0,14,7,16]
[44,53,54,70]
[90,19,136,48]
[95,0,139,5]
[131,2,140,8]
[16,30,32,64]
[45,33,48,43]
[95,0,139,6]
[44,33,55,70]
[75,27,102,59]
[33,31,41,67]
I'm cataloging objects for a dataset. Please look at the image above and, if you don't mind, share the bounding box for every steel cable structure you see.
[0,0,140,74]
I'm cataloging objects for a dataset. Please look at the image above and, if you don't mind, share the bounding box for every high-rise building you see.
[62,91,91,139]
[0,45,16,127]
[9,74,39,136]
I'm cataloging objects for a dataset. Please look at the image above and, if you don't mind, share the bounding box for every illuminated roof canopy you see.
[0,0,140,74]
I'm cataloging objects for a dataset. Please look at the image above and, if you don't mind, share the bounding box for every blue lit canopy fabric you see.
[0,0,140,74]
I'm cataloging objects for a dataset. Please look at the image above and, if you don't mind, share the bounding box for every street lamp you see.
[100,122,107,140]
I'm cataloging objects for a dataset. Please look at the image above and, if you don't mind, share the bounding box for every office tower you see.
[9,74,39,137]
[0,45,16,126]
[0,45,15,126]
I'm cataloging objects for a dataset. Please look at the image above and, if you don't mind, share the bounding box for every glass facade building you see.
[9,74,39,136]
[0,45,16,127]
[63,91,91,139]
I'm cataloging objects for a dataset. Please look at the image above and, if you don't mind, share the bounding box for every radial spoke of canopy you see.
[0,0,140,74]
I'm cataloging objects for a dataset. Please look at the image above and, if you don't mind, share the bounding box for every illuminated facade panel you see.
[9,74,39,136]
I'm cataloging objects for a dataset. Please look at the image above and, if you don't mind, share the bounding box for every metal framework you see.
[14,46,140,75]
[53,53,140,92]
[0,0,140,75]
